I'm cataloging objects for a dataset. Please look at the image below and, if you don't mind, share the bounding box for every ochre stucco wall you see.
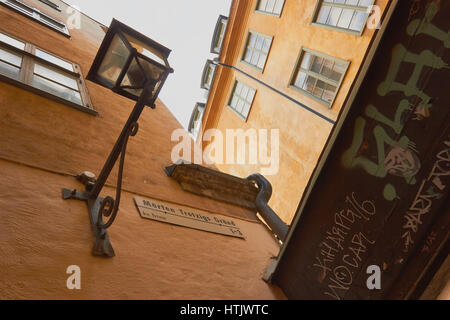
[200,0,390,224]
[0,0,285,299]
[0,158,284,299]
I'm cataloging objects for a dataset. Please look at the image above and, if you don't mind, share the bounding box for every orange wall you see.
[0,0,284,299]
[201,0,389,224]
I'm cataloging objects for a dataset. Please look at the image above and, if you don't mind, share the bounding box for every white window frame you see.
[227,79,256,121]
[289,47,350,108]
[254,0,286,17]
[311,0,376,36]
[241,30,273,72]
[0,0,70,37]
[0,30,95,114]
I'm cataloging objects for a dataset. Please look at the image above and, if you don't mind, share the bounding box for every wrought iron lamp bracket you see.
[62,121,139,257]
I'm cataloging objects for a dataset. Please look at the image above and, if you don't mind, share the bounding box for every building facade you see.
[197,0,390,224]
[0,0,285,299]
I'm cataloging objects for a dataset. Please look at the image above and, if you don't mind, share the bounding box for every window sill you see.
[240,60,265,73]
[254,10,281,18]
[310,22,364,37]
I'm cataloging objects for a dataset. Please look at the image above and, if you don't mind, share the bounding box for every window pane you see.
[257,54,266,69]
[34,64,79,90]
[205,69,213,88]
[358,0,373,7]
[241,85,249,100]
[244,49,253,63]
[35,49,73,71]
[320,59,334,78]
[250,51,259,65]
[32,75,82,105]
[322,83,337,103]
[266,0,276,13]
[236,99,244,113]
[303,75,316,93]
[262,38,271,53]
[274,0,284,14]
[0,47,22,67]
[255,36,264,50]
[331,62,346,81]
[294,71,307,88]
[346,0,359,5]
[349,11,367,31]
[301,52,312,70]
[258,0,268,11]
[311,56,324,73]
[327,7,342,27]
[231,96,238,108]
[317,5,331,24]
[242,103,251,118]
[338,9,354,29]
[235,82,243,95]
[0,32,25,50]
[314,80,326,98]
[247,88,256,103]
[248,34,257,48]
[0,60,20,80]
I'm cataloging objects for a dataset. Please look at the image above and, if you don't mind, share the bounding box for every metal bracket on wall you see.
[61,188,115,257]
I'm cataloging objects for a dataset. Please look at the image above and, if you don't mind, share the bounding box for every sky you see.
[65,0,232,129]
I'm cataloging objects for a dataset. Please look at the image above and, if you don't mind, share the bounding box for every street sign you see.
[134,196,245,239]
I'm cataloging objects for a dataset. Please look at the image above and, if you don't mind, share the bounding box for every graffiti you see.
[401,140,449,252]
[342,101,419,201]
[341,2,449,201]
[384,146,421,178]
[407,1,448,48]
[421,230,438,253]
[312,193,376,300]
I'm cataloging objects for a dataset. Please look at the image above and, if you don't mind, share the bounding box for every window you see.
[38,0,60,11]
[255,0,285,16]
[228,80,256,120]
[312,0,374,35]
[204,65,214,88]
[0,0,69,36]
[242,31,272,71]
[0,30,95,114]
[210,15,228,54]
[290,48,349,107]
[188,103,205,140]
[201,60,216,90]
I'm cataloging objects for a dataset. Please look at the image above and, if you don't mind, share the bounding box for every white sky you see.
[65,0,232,129]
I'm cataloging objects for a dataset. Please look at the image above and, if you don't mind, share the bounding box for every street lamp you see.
[62,19,173,257]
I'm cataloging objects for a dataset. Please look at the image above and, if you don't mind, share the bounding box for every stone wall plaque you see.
[134,196,245,239]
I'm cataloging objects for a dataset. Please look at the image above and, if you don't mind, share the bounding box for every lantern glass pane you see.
[122,33,167,66]
[120,56,165,99]
[97,33,130,86]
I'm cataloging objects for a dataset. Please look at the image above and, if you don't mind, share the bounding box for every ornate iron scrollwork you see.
[97,121,139,230]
